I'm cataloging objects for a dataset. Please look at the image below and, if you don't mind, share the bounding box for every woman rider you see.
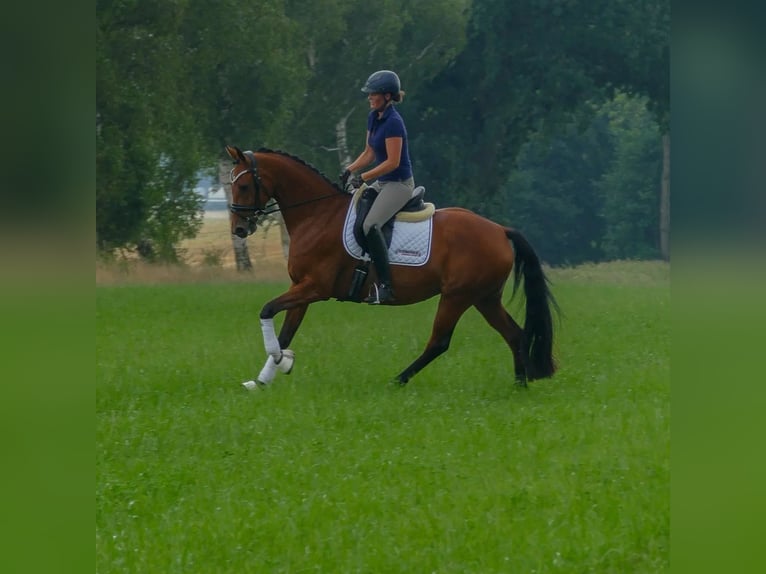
[341,70,415,304]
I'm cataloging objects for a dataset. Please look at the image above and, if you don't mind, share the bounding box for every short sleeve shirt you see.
[367,105,413,181]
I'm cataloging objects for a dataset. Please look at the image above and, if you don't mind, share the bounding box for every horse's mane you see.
[257,148,342,191]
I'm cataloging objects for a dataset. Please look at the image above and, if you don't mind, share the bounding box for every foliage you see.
[281,0,471,175]
[409,0,669,214]
[180,0,310,151]
[96,1,204,258]
[96,0,308,260]
[96,0,669,263]
[504,109,613,265]
[596,95,664,260]
[504,95,663,265]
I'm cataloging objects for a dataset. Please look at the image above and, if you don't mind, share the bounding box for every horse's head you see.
[225,145,271,238]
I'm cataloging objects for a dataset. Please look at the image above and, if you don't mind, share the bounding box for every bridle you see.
[228,150,346,231]
[229,151,268,229]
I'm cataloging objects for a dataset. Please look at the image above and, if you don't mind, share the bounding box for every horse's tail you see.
[506,228,559,380]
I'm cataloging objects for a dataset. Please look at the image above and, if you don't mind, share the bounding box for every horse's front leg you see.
[246,284,323,388]
[252,305,309,386]
[277,304,309,350]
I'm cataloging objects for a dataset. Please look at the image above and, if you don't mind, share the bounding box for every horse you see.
[225,145,558,388]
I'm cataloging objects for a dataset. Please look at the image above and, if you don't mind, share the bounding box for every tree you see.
[179,0,311,269]
[96,0,669,264]
[596,95,663,260]
[499,94,663,265]
[97,0,312,260]
[282,0,471,176]
[97,0,206,258]
[408,0,669,221]
[503,109,614,265]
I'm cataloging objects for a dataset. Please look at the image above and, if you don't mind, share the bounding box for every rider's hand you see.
[350,174,364,189]
[339,168,351,190]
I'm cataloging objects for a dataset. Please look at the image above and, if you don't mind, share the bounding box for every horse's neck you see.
[282,191,348,237]
[263,158,347,234]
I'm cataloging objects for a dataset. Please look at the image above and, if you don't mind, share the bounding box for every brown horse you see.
[225,145,558,388]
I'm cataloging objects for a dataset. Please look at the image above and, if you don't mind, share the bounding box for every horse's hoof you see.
[242,380,267,390]
[276,349,295,374]
[514,377,528,388]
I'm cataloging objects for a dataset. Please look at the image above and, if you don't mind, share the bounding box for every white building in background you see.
[204,186,227,210]
[194,175,228,212]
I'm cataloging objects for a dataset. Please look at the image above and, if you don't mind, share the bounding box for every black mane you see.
[256,148,342,191]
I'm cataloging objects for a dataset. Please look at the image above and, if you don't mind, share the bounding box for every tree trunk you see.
[659,133,670,261]
[335,108,356,169]
[219,159,252,271]
[278,212,290,260]
[262,212,291,261]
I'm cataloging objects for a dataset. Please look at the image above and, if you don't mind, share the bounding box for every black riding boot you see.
[363,224,395,304]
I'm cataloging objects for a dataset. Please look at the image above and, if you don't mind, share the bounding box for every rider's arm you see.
[362,137,402,182]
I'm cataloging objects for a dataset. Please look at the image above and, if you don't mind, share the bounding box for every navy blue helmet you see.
[361,70,401,95]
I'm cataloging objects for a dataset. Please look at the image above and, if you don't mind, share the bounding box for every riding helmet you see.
[361,70,401,95]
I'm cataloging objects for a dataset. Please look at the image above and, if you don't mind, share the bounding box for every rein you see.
[229,151,344,226]
[256,191,345,217]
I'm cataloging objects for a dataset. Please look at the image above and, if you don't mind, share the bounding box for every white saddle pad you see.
[342,196,433,267]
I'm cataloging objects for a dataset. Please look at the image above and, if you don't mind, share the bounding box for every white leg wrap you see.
[260,318,281,358]
[277,349,295,374]
[242,350,295,390]
[257,355,278,385]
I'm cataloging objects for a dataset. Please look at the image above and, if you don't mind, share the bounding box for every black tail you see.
[506,228,559,380]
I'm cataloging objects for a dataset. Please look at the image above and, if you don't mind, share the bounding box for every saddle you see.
[352,185,432,252]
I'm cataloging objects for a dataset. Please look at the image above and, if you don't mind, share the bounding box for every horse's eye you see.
[238,184,249,192]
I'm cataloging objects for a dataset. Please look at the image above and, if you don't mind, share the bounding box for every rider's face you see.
[368,92,387,111]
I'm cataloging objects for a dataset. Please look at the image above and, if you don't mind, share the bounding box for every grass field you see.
[97,261,669,573]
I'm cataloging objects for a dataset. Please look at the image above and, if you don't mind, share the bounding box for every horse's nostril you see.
[234,227,248,239]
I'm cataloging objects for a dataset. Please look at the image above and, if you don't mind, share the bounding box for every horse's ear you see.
[225,145,245,163]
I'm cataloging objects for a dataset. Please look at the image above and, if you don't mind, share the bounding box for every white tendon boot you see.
[242,356,277,389]
[243,321,296,390]
[242,350,296,390]
[276,349,295,374]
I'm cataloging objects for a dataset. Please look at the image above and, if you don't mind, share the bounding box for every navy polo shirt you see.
[367,105,413,182]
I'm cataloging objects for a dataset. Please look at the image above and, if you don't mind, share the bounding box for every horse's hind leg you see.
[474,296,529,387]
[396,295,472,385]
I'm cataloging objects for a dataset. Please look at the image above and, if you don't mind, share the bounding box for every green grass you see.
[97,263,669,573]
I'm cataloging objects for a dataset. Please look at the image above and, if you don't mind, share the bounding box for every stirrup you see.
[364,283,394,304]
